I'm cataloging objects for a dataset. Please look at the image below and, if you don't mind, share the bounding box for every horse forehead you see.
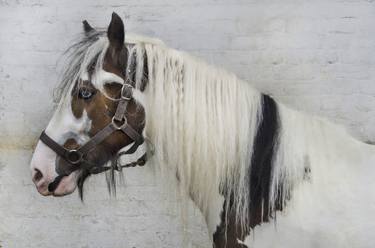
[91,68,124,88]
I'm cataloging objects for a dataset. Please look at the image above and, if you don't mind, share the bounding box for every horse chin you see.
[51,172,78,197]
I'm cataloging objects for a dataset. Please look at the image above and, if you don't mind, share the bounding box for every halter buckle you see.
[112,116,127,130]
[121,84,133,100]
[66,149,83,165]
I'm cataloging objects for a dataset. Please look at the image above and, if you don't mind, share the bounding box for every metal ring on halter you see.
[66,149,83,165]
[112,116,128,130]
[121,84,133,100]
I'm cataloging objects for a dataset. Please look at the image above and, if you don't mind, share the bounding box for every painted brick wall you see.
[0,0,374,247]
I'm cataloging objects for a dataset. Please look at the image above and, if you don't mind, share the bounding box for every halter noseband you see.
[39,83,147,192]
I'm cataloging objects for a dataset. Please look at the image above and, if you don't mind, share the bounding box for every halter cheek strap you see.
[39,83,147,192]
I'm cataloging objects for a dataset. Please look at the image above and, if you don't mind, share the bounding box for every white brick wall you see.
[0,0,374,247]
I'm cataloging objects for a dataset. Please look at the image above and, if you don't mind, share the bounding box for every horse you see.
[30,13,375,248]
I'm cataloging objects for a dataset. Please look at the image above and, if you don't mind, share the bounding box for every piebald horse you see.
[30,13,375,248]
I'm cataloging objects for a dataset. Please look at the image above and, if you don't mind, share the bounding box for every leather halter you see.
[39,83,147,192]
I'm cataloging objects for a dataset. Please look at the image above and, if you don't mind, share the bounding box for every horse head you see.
[30,13,147,197]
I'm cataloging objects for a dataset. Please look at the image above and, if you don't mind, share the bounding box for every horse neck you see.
[141,55,262,229]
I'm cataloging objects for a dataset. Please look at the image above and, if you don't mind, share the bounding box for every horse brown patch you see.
[66,44,145,171]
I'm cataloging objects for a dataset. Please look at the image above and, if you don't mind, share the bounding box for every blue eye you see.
[78,87,95,100]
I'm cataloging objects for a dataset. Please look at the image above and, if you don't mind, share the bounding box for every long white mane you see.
[141,42,262,230]
[129,37,374,232]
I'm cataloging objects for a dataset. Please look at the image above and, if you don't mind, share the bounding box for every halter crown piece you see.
[39,82,147,192]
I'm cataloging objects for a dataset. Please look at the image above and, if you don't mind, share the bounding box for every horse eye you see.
[78,87,95,100]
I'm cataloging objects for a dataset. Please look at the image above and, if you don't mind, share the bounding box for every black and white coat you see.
[30,22,375,247]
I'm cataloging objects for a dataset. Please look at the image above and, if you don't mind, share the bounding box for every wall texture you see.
[0,0,374,247]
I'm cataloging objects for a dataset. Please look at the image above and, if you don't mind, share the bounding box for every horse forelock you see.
[54,31,155,104]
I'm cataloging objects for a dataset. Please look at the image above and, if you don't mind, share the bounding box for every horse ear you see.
[82,20,95,34]
[107,12,125,50]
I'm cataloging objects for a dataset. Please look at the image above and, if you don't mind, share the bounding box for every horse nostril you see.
[33,168,43,183]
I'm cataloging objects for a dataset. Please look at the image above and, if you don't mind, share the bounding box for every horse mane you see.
[133,40,368,234]
[138,42,271,232]
[55,30,368,234]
